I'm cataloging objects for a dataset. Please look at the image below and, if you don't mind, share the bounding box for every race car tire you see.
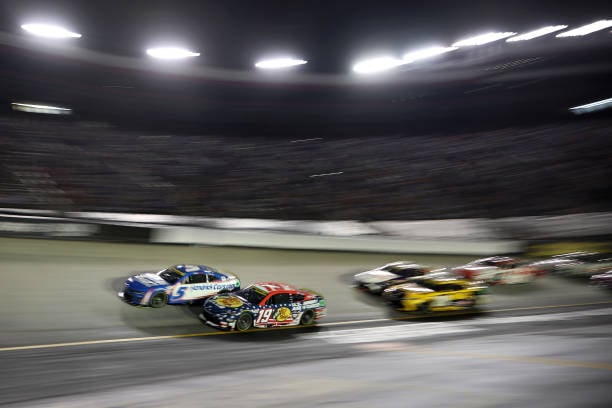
[235,312,253,332]
[418,302,431,314]
[300,310,315,326]
[150,292,168,308]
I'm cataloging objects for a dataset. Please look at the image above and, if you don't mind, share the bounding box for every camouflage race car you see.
[200,282,326,331]
[382,276,489,312]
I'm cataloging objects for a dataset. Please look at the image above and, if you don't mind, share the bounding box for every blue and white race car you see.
[119,264,240,307]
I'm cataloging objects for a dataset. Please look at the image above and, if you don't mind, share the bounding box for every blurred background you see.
[0,0,611,221]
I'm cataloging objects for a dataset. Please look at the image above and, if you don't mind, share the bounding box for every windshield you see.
[234,286,268,305]
[157,268,183,284]
[387,266,421,277]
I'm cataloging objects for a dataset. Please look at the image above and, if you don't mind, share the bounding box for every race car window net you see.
[188,274,206,284]
[267,293,291,305]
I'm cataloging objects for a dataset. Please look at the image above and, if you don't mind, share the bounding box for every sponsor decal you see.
[191,283,236,291]
[453,299,475,307]
[274,307,292,322]
[214,296,244,308]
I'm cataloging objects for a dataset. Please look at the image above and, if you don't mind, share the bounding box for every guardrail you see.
[150,225,523,255]
[0,208,520,254]
[2,208,611,255]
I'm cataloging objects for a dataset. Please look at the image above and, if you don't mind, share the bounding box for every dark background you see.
[1,0,611,134]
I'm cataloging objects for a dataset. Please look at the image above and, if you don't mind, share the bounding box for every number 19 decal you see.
[256,309,273,324]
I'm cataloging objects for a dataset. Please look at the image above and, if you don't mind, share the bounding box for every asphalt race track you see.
[1,237,611,407]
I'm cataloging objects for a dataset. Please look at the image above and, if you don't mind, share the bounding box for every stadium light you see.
[352,57,405,74]
[403,46,458,63]
[569,97,612,115]
[452,32,516,47]
[12,102,72,115]
[506,25,568,42]
[556,20,612,37]
[146,47,200,59]
[21,23,81,39]
[255,58,308,69]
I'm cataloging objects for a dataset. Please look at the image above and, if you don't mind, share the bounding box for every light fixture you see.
[452,32,516,47]
[12,102,72,115]
[352,57,405,74]
[146,47,200,59]
[21,23,81,39]
[255,58,308,69]
[507,25,568,42]
[403,46,458,63]
[556,20,612,37]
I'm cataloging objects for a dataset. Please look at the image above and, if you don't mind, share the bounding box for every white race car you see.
[551,252,612,278]
[453,256,541,285]
[353,261,431,294]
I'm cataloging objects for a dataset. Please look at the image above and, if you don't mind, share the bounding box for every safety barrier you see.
[150,225,523,255]
[2,208,611,255]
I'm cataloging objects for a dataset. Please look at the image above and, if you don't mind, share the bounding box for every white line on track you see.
[305,307,612,344]
[1,302,612,352]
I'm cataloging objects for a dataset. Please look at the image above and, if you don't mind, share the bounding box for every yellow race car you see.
[382,276,489,312]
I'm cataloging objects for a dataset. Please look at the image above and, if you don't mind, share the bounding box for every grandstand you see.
[2,116,610,220]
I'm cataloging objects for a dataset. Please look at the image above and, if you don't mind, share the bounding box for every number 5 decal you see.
[172,286,187,300]
[256,309,273,324]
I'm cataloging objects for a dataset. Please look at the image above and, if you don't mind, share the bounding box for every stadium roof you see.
[1,0,611,133]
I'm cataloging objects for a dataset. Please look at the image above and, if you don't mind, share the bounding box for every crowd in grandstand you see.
[1,116,610,220]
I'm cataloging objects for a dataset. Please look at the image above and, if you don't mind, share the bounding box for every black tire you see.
[150,292,168,308]
[235,312,253,332]
[417,302,431,314]
[300,310,316,326]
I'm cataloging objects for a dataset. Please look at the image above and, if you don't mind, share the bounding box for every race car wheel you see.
[418,302,431,314]
[300,310,315,326]
[150,292,168,308]
[235,312,253,332]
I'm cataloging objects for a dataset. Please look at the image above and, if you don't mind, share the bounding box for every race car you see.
[119,264,240,307]
[545,252,612,278]
[200,281,326,331]
[353,261,431,294]
[527,252,592,275]
[453,256,541,285]
[382,276,489,312]
[590,270,612,289]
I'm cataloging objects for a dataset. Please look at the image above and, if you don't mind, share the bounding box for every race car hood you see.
[203,293,253,315]
[126,273,168,291]
[355,270,400,284]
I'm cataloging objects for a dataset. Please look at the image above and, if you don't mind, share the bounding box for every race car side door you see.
[254,292,296,327]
